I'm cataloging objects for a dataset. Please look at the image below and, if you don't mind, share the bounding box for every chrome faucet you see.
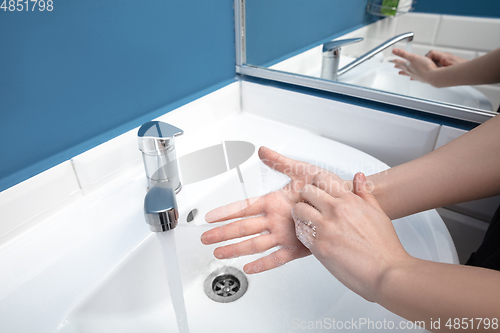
[321,32,414,81]
[138,121,183,232]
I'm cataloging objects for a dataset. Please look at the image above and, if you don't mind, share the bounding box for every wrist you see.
[374,255,417,305]
[426,67,449,88]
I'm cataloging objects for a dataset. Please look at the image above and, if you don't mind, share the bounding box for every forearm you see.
[428,48,500,87]
[377,258,500,332]
[368,115,500,220]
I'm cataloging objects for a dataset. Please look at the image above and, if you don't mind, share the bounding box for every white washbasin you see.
[53,115,458,333]
[339,57,492,111]
[271,49,492,111]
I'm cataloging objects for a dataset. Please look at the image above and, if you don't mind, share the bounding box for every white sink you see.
[339,57,492,111]
[52,115,458,333]
[271,48,492,111]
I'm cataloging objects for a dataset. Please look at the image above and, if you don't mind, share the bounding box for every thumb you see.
[352,172,382,211]
[441,58,452,67]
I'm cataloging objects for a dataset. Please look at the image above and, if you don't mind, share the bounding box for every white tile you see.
[434,125,467,150]
[364,16,399,40]
[395,13,440,44]
[241,81,440,167]
[435,15,500,51]
[0,162,82,243]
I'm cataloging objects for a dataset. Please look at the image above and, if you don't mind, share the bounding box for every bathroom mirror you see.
[235,0,499,124]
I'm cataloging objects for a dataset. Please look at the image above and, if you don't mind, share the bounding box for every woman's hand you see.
[392,48,440,85]
[200,146,350,274]
[292,172,411,302]
[425,50,468,67]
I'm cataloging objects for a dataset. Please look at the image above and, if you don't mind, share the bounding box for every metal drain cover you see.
[204,267,248,303]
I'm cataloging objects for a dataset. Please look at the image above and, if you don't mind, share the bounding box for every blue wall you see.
[414,0,500,18]
[0,0,236,192]
[246,0,376,66]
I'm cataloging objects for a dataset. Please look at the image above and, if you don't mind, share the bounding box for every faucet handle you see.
[138,121,183,154]
[323,37,363,54]
[138,121,184,193]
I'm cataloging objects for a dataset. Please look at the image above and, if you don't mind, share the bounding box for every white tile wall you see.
[0,162,82,244]
[435,15,500,52]
[395,13,440,45]
[241,81,440,167]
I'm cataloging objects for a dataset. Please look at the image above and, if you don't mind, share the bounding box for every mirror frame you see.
[234,0,495,125]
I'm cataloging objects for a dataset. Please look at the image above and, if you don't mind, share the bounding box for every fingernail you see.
[205,212,215,223]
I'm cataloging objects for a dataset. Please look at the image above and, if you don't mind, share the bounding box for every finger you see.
[205,195,265,223]
[311,172,351,198]
[399,71,410,76]
[292,201,323,223]
[298,184,334,213]
[441,58,452,67]
[201,216,268,245]
[393,48,416,61]
[392,59,407,67]
[213,233,277,259]
[352,172,383,211]
[425,50,438,60]
[258,146,299,178]
[243,247,308,274]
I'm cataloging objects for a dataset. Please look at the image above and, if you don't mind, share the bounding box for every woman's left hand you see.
[292,172,411,302]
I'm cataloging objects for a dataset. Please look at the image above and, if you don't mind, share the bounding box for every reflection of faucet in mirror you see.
[138,121,184,232]
[321,32,414,81]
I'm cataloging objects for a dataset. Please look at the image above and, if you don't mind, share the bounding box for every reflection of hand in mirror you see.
[392,48,440,85]
[424,50,468,67]
[393,47,500,88]
[292,172,408,302]
[200,146,352,274]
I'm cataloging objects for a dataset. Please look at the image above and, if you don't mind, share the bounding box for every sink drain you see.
[204,267,248,303]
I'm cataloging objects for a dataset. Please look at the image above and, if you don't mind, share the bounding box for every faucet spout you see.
[337,32,414,78]
[144,185,179,232]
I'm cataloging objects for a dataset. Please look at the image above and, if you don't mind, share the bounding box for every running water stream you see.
[156,231,190,333]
